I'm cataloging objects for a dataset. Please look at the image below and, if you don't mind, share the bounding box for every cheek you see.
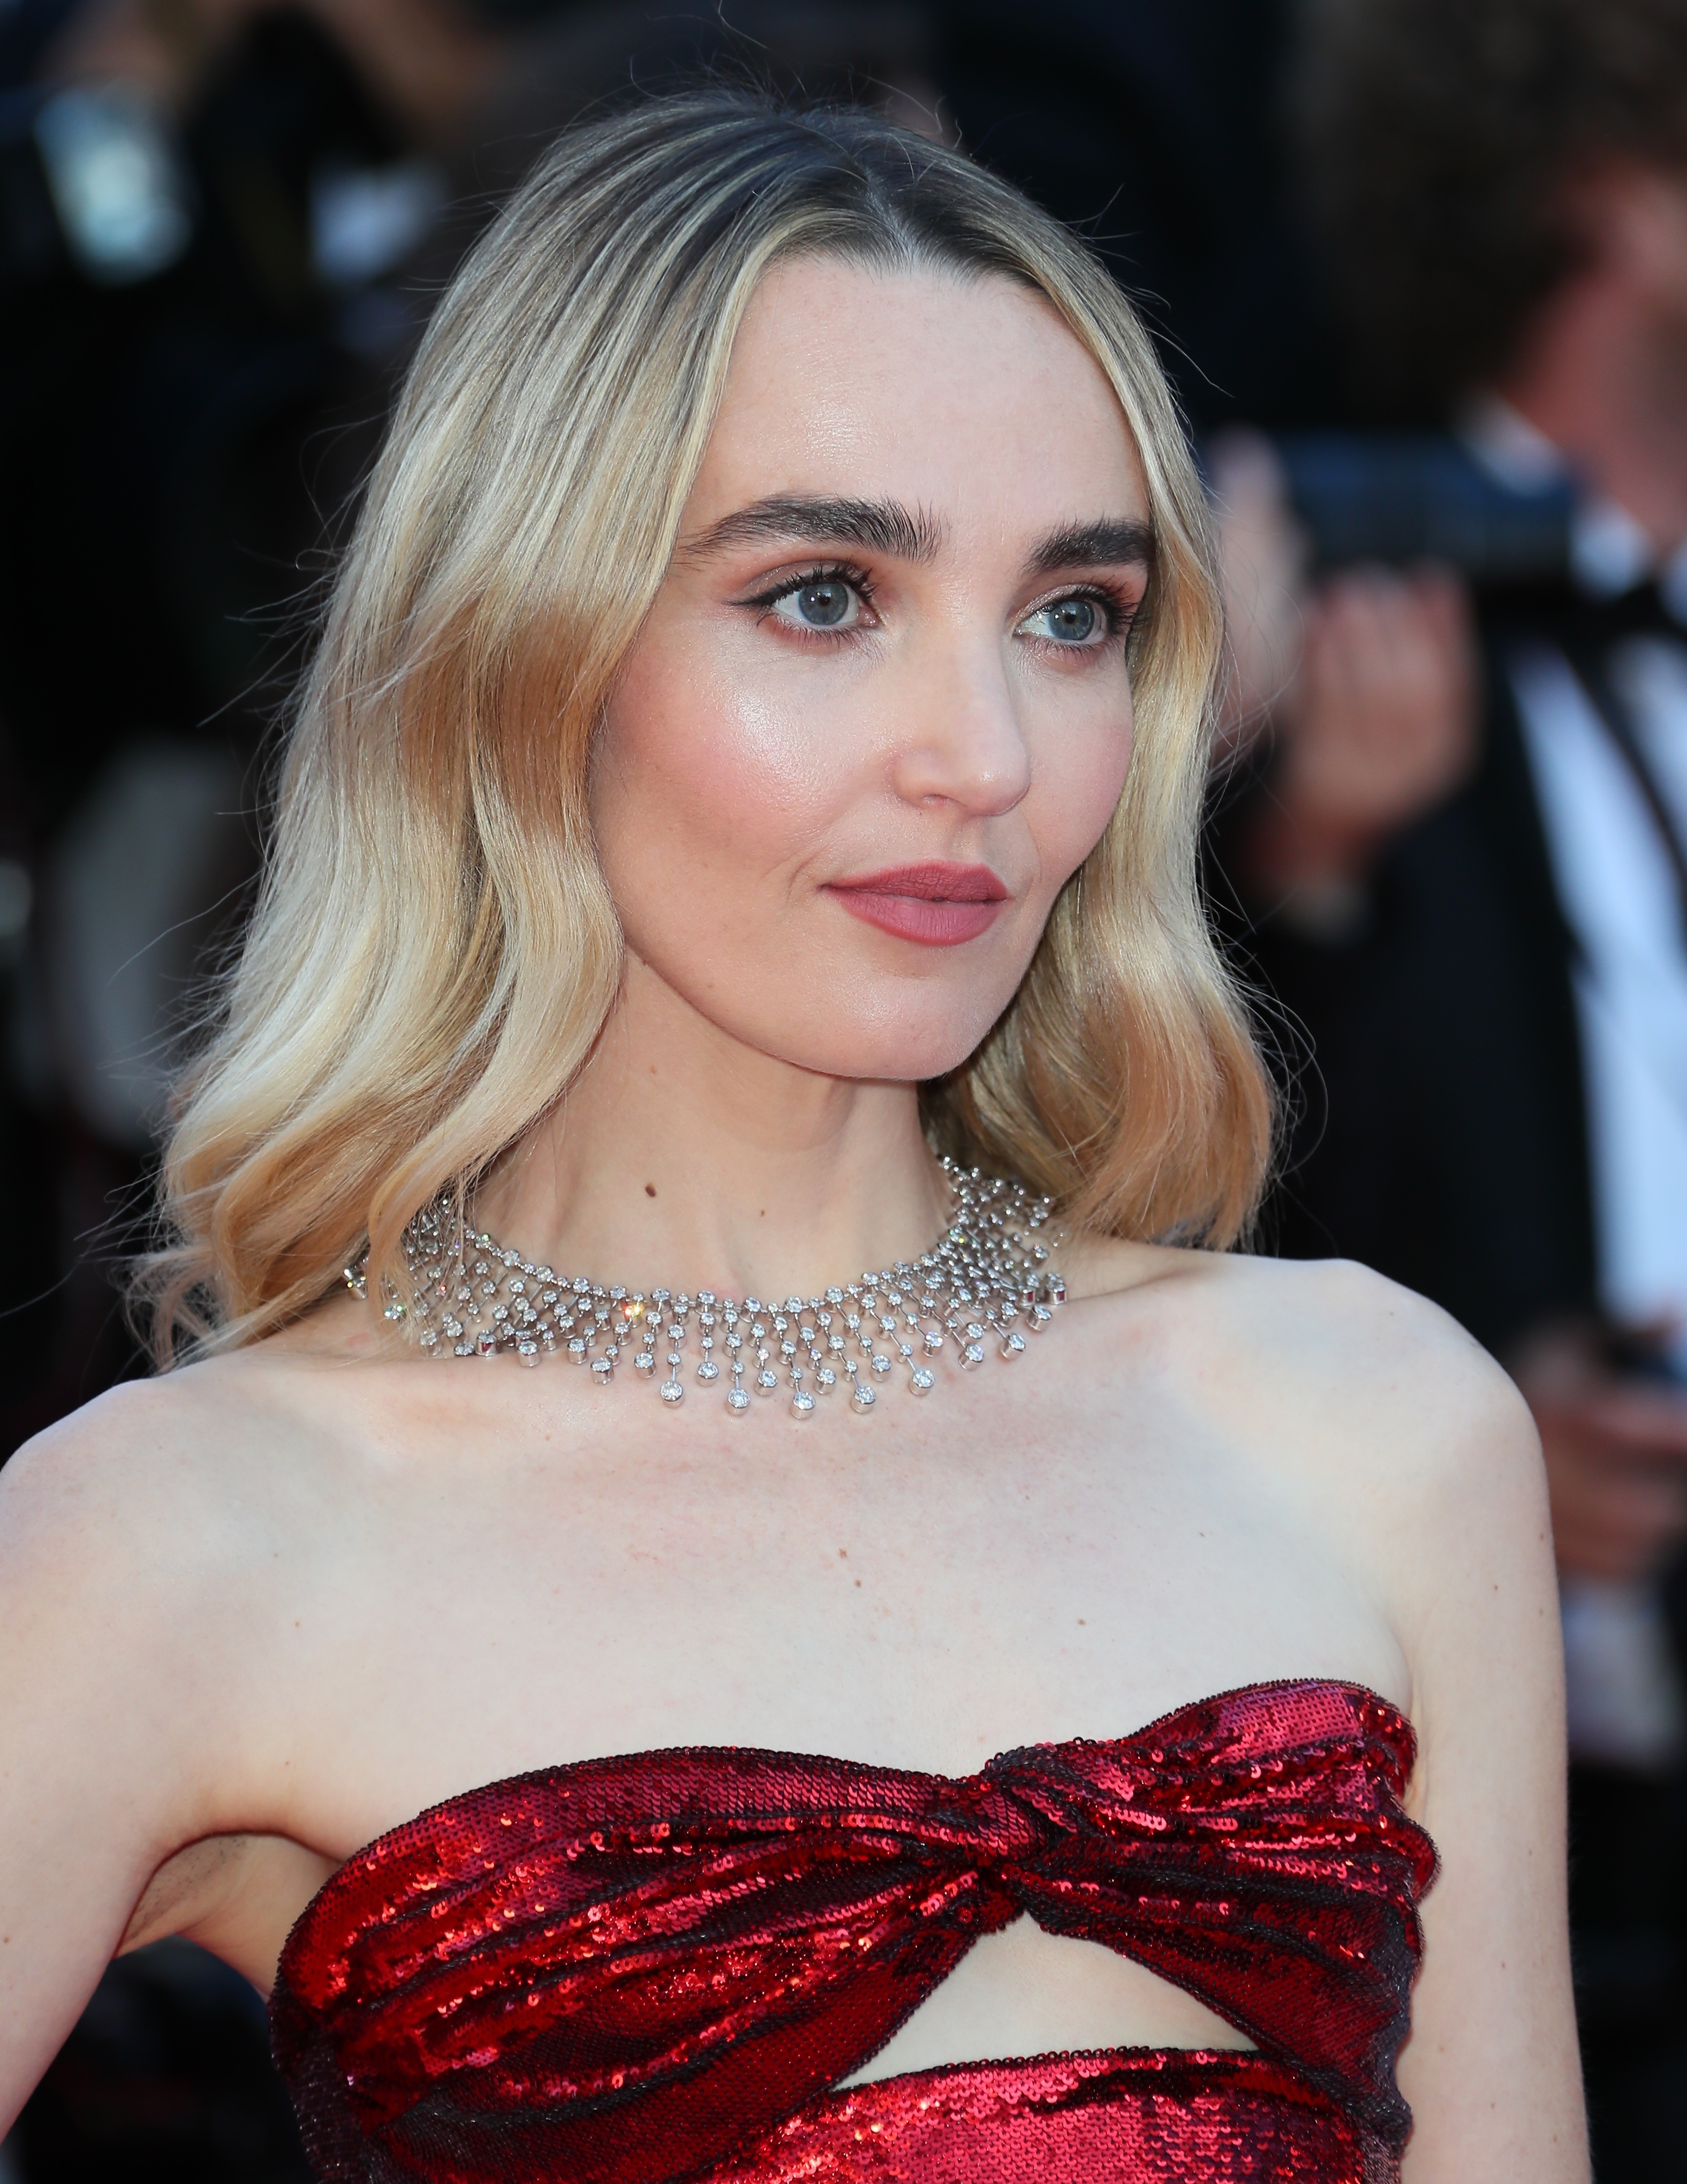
[1026,704,1134,903]
[591,625,852,943]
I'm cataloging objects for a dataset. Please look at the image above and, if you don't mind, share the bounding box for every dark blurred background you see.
[6,1,1687,2177]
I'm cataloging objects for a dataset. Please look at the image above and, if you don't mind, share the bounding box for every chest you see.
[267,1361,1399,1857]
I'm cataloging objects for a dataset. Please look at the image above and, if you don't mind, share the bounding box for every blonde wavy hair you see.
[140,89,1273,1362]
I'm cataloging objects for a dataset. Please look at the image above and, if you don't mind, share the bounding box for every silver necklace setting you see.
[347,1161,1066,1417]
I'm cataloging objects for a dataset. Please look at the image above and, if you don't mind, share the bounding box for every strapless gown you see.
[270,1679,1436,2182]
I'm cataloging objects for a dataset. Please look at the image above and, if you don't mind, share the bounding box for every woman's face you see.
[592,256,1153,1082]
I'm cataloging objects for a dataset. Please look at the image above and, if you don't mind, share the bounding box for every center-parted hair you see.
[141,89,1273,1360]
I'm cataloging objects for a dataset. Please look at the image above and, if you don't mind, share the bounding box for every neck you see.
[471,952,951,1299]
[1496,271,1687,556]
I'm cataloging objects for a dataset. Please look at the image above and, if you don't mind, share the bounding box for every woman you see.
[0,93,1583,2181]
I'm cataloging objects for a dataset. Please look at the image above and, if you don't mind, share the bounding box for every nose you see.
[887,633,1033,818]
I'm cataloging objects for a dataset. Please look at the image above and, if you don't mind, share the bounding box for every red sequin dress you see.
[271,1679,1436,2182]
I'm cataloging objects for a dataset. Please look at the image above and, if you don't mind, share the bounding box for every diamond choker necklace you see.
[349,1160,1066,1418]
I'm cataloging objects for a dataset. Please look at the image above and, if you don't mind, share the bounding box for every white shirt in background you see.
[1465,396,1687,1767]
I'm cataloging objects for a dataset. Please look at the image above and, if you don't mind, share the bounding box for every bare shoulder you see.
[1069,1237,1545,1596]
[0,1329,400,1895]
[1078,1233,1532,1445]
[3,1371,226,1578]
[0,1326,370,1629]
[1215,1248,1535,1481]
[10,1354,256,1523]
[1202,1248,1527,1429]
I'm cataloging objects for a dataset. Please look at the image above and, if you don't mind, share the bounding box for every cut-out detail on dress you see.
[270,1678,1436,2183]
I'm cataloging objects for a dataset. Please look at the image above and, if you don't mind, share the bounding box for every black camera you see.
[1272,432,1574,582]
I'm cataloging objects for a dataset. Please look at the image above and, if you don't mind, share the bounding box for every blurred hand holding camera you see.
[1213,431,1482,921]
[1261,565,1479,881]
[1512,1320,1687,1586]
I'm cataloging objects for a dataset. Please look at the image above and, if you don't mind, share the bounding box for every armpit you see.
[122,1831,339,1990]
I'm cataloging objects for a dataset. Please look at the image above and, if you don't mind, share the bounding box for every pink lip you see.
[827,861,1010,946]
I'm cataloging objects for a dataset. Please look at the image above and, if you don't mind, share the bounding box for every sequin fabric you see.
[271,1679,1435,2184]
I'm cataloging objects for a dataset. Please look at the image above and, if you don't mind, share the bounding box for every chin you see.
[756,1000,1008,1086]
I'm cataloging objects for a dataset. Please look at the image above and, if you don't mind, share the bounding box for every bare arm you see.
[1314,1279,1587,2180]
[1093,1248,1586,2175]
[0,1384,255,2126]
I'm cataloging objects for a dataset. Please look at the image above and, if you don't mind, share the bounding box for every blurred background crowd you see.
[4,0,1687,2175]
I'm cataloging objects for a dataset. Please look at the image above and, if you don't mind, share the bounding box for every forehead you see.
[690,256,1148,535]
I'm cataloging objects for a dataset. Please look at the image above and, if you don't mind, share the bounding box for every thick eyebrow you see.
[1026,518,1156,578]
[684,495,944,565]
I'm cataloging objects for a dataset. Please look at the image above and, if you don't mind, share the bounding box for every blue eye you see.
[1022,596,1106,645]
[771,578,859,631]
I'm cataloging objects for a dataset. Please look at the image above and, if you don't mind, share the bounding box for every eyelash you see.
[742,562,878,633]
[1033,582,1140,649]
[739,563,1141,651]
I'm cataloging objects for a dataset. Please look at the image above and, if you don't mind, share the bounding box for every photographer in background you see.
[1222,2,1687,2170]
